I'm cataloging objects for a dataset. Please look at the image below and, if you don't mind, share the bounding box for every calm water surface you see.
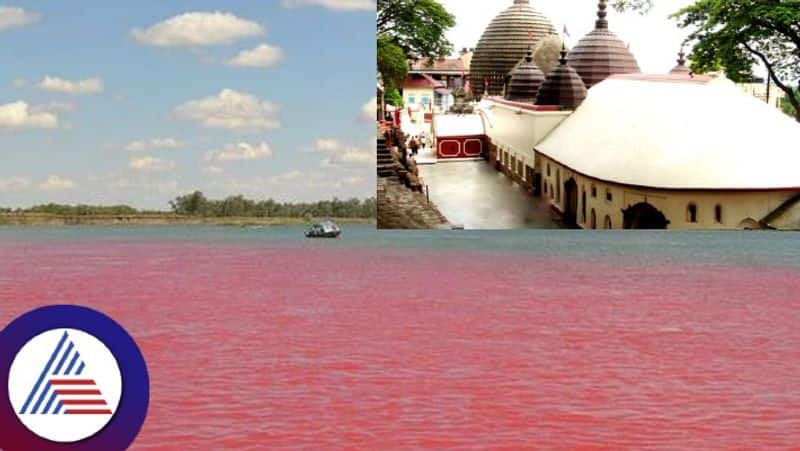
[1,226,800,449]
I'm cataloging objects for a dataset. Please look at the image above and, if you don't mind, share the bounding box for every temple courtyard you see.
[418,161,563,229]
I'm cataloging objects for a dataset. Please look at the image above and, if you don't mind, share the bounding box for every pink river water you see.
[2,238,800,449]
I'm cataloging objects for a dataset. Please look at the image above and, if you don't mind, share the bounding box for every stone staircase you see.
[377,136,395,178]
[376,131,450,229]
[377,178,450,229]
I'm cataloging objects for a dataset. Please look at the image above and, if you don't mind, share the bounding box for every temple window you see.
[715,204,723,224]
[591,186,597,198]
[544,184,548,194]
[556,171,561,201]
[581,189,587,223]
[687,203,698,223]
[605,189,613,203]
[408,96,416,104]
[547,163,551,177]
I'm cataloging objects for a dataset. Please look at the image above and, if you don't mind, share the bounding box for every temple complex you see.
[380,0,800,230]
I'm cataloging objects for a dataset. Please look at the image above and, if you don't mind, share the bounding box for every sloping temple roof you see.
[535,74,800,190]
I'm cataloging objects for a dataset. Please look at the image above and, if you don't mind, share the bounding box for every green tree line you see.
[169,191,376,218]
[1,193,377,219]
[4,204,142,216]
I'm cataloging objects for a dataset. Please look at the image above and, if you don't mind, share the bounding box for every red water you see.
[2,242,800,449]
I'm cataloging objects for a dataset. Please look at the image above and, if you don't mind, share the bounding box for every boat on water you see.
[305,220,342,238]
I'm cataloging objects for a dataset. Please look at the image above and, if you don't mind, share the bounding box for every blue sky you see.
[0,0,376,209]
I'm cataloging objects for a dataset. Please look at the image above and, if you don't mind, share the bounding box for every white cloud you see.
[226,43,284,68]
[39,175,76,191]
[30,101,74,115]
[174,89,280,132]
[314,138,374,165]
[207,168,372,202]
[205,142,272,162]
[132,12,265,47]
[342,175,364,185]
[36,76,104,95]
[270,170,304,183]
[281,0,374,11]
[203,165,223,175]
[0,177,31,192]
[315,138,342,152]
[125,138,184,152]
[0,7,41,31]
[0,101,59,130]
[12,78,28,88]
[129,156,176,172]
[155,180,180,195]
[360,96,376,121]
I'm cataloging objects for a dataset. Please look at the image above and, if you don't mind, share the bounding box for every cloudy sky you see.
[440,0,701,74]
[0,0,376,209]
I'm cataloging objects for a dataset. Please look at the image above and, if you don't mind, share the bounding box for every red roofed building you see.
[403,51,472,115]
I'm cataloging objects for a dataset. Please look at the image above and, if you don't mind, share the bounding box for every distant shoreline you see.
[0,213,375,227]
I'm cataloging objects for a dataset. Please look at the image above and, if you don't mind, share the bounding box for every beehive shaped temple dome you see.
[471,0,556,97]
[505,47,545,103]
[567,0,640,89]
[536,47,588,109]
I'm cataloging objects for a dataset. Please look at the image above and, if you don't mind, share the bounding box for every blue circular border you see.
[0,305,149,451]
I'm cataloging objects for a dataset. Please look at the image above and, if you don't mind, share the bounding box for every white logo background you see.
[8,328,123,443]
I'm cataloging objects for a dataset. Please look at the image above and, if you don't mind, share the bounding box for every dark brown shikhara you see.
[566,0,641,89]
[505,47,546,103]
[536,47,588,110]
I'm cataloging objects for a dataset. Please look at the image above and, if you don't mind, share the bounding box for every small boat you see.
[305,220,342,238]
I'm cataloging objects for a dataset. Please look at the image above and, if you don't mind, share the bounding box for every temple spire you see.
[676,48,687,67]
[559,43,568,65]
[670,47,691,74]
[513,0,530,4]
[596,0,609,29]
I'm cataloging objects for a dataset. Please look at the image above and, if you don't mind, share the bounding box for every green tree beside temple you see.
[782,87,799,118]
[377,0,456,102]
[672,0,800,122]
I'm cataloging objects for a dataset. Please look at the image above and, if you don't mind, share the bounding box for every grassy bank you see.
[0,213,375,227]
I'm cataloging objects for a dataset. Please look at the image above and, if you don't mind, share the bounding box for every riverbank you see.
[0,213,375,227]
[377,177,450,229]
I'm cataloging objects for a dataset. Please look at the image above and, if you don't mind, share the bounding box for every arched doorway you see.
[622,202,670,229]
[590,209,597,229]
[563,178,578,225]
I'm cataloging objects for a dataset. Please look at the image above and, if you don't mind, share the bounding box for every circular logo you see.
[9,329,123,443]
[0,306,149,451]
